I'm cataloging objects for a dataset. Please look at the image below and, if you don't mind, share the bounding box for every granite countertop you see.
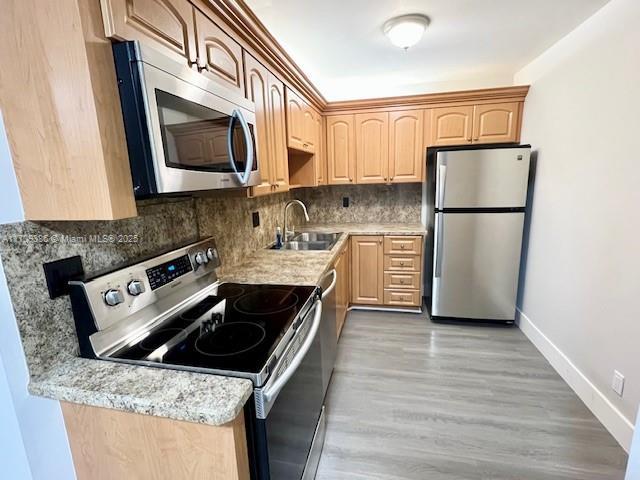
[30,223,425,427]
[220,222,427,286]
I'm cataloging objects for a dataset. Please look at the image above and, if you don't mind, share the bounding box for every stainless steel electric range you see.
[68,238,331,480]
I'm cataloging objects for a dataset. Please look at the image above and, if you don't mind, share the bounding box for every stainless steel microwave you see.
[112,41,260,197]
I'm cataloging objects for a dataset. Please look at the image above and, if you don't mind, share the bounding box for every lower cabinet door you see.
[351,236,383,305]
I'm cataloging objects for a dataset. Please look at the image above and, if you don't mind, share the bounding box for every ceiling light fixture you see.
[383,14,430,50]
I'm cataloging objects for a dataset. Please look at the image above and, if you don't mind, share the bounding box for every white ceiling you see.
[245,0,610,101]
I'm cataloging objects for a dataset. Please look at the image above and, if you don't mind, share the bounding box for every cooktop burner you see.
[195,322,266,356]
[234,289,299,315]
[111,283,317,375]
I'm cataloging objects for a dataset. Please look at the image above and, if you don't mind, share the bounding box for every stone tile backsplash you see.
[0,184,419,379]
[297,184,422,224]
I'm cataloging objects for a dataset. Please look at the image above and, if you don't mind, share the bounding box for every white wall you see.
[0,112,76,478]
[515,0,639,451]
[0,356,32,479]
[627,407,640,479]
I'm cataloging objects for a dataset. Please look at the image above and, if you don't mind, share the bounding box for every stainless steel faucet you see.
[283,200,310,241]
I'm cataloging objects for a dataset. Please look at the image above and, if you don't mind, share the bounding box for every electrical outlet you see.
[342,196,350,208]
[252,211,260,228]
[612,370,625,397]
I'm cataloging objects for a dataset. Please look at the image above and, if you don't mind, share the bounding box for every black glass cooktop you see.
[111,283,317,374]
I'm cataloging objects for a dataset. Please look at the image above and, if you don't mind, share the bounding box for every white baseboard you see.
[516,309,634,453]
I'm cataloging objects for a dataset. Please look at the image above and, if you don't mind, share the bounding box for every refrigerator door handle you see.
[434,213,444,278]
[437,164,447,208]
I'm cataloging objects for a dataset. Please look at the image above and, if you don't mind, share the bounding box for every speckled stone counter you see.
[219,223,426,286]
[29,357,253,426]
[26,222,425,427]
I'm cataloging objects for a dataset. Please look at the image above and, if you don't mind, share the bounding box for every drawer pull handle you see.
[400,262,405,266]
[400,245,405,249]
[400,279,405,284]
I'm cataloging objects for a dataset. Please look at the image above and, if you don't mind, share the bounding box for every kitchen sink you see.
[269,232,342,251]
[291,232,341,243]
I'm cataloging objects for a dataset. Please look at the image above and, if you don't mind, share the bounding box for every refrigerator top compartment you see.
[435,145,531,210]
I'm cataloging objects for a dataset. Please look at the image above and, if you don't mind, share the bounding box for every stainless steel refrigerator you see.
[424,145,531,323]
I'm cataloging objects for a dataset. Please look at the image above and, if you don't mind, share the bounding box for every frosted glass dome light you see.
[383,14,430,50]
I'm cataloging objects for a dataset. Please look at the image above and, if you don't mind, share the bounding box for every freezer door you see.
[431,212,525,320]
[435,147,530,209]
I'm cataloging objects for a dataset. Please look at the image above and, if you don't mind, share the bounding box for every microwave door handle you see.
[261,299,322,404]
[226,109,254,186]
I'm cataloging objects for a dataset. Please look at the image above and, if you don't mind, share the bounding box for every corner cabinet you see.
[245,52,288,196]
[326,115,356,185]
[285,88,315,154]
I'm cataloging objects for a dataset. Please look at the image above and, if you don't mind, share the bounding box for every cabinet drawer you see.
[384,289,421,307]
[384,255,421,272]
[383,236,422,255]
[384,272,420,290]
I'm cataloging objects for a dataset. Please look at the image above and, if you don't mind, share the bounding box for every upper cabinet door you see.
[101,0,197,66]
[244,52,273,197]
[389,110,424,183]
[430,106,473,146]
[355,112,389,184]
[194,10,244,93]
[326,115,356,185]
[285,88,306,151]
[267,71,290,192]
[302,106,316,153]
[472,102,519,144]
[315,114,327,185]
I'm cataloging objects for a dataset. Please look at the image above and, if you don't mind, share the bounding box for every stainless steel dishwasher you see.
[319,269,338,398]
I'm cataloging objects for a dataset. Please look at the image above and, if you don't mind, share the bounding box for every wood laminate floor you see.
[316,310,628,480]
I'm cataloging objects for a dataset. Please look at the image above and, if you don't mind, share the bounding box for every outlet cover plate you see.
[612,370,625,397]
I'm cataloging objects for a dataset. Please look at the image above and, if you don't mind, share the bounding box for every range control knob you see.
[127,280,145,296]
[206,247,217,261]
[194,251,208,267]
[104,288,124,307]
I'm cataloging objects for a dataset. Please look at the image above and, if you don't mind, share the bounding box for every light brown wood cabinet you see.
[326,115,356,185]
[100,0,198,67]
[268,72,290,191]
[194,9,244,94]
[285,88,315,153]
[245,52,288,196]
[351,236,384,305]
[472,102,519,144]
[349,235,423,308]
[62,402,249,480]
[430,106,474,146]
[429,102,520,146]
[355,112,389,184]
[315,114,328,185]
[389,109,424,183]
[334,242,350,339]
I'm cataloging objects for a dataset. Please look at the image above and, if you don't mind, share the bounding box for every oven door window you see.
[156,89,256,174]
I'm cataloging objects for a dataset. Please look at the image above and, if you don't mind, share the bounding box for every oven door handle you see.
[226,109,254,186]
[321,269,337,299]
[261,299,323,405]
